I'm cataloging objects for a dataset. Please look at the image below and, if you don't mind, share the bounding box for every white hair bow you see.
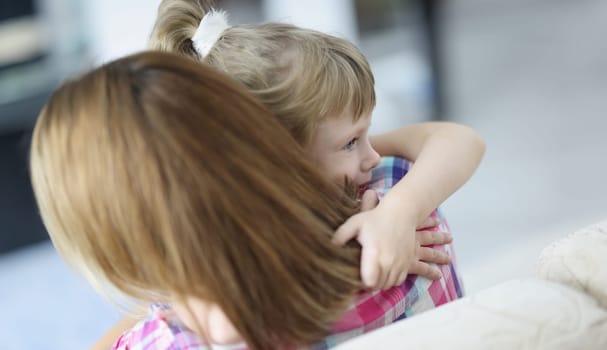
[192,10,230,57]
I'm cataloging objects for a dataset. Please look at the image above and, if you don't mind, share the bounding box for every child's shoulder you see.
[112,304,249,350]
[369,156,413,197]
[111,304,203,350]
[373,156,413,174]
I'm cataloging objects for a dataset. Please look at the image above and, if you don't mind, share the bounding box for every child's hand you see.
[332,190,452,290]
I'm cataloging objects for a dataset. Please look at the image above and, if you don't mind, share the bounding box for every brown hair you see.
[149,0,376,146]
[30,51,361,350]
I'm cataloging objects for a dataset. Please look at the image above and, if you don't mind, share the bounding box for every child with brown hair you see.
[31,51,370,350]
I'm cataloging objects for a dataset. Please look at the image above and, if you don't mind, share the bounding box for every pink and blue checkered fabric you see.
[112,157,464,350]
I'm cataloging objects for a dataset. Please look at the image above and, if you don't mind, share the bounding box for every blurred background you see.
[1,0,606,348]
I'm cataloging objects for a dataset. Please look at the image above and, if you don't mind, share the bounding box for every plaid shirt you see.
[113,156,464,350]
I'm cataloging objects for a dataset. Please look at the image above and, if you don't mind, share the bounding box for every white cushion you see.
[537,220,607,308]
[335,279,607,350]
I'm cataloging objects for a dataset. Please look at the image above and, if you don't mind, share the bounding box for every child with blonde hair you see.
[150,0,485,291]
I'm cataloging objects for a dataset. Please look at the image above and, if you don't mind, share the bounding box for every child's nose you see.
[361,144,381,172]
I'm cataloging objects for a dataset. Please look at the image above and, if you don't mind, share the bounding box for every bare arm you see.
[370,121,486,225]
[332,122,484,289]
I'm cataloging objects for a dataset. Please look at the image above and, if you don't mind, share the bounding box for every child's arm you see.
[334,122,485,290]
[370,122,485,218]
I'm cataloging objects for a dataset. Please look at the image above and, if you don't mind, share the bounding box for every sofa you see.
[336,221,607,349]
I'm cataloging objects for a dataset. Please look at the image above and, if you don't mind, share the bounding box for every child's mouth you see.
[358,182,370,197]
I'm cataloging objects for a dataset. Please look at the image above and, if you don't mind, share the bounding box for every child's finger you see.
[417,216,440,230]
[332,216,361,246]
[360,189,379,212]
[382,269,402,290]
[374,269,388,291]
[396,271,408,286]
[416,230,452,246]
[374,263,391,290]
[418,247,451,264]
[361,251,381,289]
[409,261,442,280]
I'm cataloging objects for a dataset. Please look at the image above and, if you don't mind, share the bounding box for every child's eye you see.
[343,137,359,151]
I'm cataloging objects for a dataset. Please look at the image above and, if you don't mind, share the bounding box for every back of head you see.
[149,0,376,146]
[30,51,361,350]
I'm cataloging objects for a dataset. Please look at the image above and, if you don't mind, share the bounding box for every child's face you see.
[307,110,381,190]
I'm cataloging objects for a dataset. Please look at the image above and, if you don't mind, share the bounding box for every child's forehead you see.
[314,112,372,139]
[319,109,372,128]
